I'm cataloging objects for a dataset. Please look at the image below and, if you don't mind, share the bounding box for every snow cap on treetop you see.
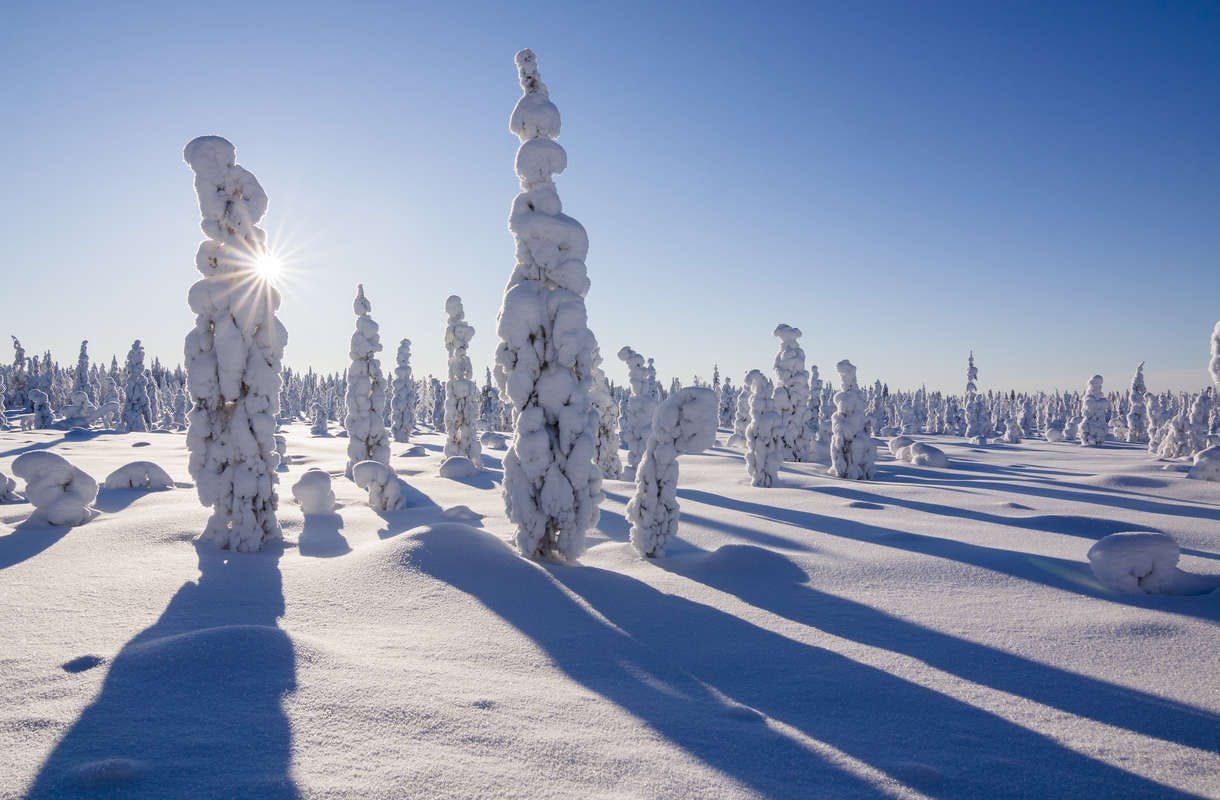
[511,49,560,140]
[773,324,802,342]
[354,284,371,316]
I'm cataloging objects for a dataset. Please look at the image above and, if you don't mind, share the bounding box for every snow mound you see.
[102,461,174,491]
[397,522,514,576]
[908,442,948,467]
[479,431,508,449]
[291,469,336,514]
[1087,532,1219,595]
[888,435,916,456]
[1187,445,1220,482]
[1045,427,1064,443]
[12,451,98,527]
[351,460,407,511]
[686,544,809,582]
[441,505,484,522]
[438,456,480,480]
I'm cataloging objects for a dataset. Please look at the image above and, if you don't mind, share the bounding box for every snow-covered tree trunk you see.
[1080,374,1110,447]
[627,387,717,556]
[344,284,390,476]
[829,360,876,480]
[493,49,601,561]
[772,324,813,462]
[390,338,416,444]
[443,295,481,466]
[183,136,287,551]
[744,370,782,487]
[1127,362,1148,443]
[617,346,658,478]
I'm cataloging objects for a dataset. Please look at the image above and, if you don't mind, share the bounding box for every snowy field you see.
[1,424,1217,799]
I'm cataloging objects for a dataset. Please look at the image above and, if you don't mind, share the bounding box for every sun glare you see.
[254,252,283,282]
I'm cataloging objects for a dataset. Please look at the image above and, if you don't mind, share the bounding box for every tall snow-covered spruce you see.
[494,49,601,561]
[442,295,481,467]
[772,324,812,461]
[183,136,287,552]
[1080,375,1109,447]
[617,346,658,478]
[390,339,416,444]
[829,359,876,480]
[344,284,391,476]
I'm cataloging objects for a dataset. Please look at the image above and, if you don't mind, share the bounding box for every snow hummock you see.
[480,431,508,450]
[12,451,97,527]
[439,456,480,480]
[1088,532,1220,596]
[102,462,174,491]
[291,468,336,514]
[893,441,949,468]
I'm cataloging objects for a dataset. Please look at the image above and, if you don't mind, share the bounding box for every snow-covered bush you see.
[442,295,481,467]
[292,469,336,514]
[744,370,782,487]
[1126,362,1148,443]
[1188,445,1220,482]
[1002,406,1023,444]
[493,49,602,561]
[828,360,876,480]
[0,469,22,503]
[438,455,480,479]
[102,461,174,491]
[12,451,97,527]
[390,339,417,444]
[627,387,717,557]
[183,135,287,552]
[894,441,948,468]
[590,350,622,480]
[1080,375,1109,446]
[772,324,812,461]
[352,459,407,512]
[617,346,658,477]
[1088,532,1189,595]
[344,284,391,476]
[888,435,916,456]
[60,390,98,428]
[30,389,54,429]
[1186,390,1213,455]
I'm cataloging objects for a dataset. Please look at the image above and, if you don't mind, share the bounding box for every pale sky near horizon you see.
[2,1,1217,393]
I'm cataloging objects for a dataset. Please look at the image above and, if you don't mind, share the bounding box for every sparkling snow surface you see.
[2,425,1218,799]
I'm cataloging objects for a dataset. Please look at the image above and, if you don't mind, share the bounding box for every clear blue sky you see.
[2,1,1217,393]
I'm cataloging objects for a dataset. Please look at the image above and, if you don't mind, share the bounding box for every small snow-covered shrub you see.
[895,441,948,468]
[12,451,97,527]
[1188,445,1220,482]
[102,461,174,491]
[627,387,717,557]
[351,460,407,512]
[1080,375,1109,447]
[291,469,336,514]
[30,389,54,429]
[0,470,22,503]
[888,435,916,456]
[1087,532,1205,595]
[345,284,391,476]
[480,431,508,449]
[744,370,782,487]
[829,360,876,480]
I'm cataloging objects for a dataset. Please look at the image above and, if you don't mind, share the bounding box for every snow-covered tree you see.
[627,387,717,557]
[1127,362,1148,443]
[493,49,602,561]
[344,284,390,477]
[183,135,287,551]
[590,350,622,480]
[390,338,416,444]
[0,372,7,430]
[9,337,28,411]
[829,359,876,480]
[618,346,658,477]
[73,340,92,402]
[442,295,481,466]
[30,388,54,429]
[772,324,812,461]
[310,402,329,436]
[172,388,187,430]
[431,378,445,429]
[966,351,978,394]
[744,370,782,487]
[1187,389,1213,455]
[12,451,97,527]
[1080,375,1110,446]
[1211,321,1220,393]
[121,340,152,433]
[728,372,753,447]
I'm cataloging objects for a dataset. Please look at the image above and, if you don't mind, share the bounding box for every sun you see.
[254,252,283,282]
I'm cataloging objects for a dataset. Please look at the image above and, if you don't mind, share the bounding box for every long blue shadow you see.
[0,525,70,570]
[667,544,1220,753]
[24,544,298,799]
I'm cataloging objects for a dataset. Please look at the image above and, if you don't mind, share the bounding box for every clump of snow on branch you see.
[390,339,416,444]
[183,135,287,552]
[744,370,782,487]
[772,324,812,462]
[344,284,390,477]
[443,295,481,468]
[12,451,97,527]
[828,360,876,480]
[102,461,174,491]
[627,387,717,557]
[1079,375,1109,447]
[351,460,407,512]
[493,49,601,561]
[292,469,336,514]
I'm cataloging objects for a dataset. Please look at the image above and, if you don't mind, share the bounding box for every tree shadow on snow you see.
[92,488,166,515]
[664,545,1220,754]
[0,524,70,570]
[0,435,68,459]
[298,513,350,558]
[23,543,299,799]
[675,488,1220,622]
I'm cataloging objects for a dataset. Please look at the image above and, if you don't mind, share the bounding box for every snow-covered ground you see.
[2,425,1218,799]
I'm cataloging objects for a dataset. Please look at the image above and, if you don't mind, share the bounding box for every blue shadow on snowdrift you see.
[24,544,298,800]
[408,525,1201,800]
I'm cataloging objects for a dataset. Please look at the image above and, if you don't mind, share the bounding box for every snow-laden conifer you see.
[618,346,658,477]
[443,296,481,466]
[390,339,416,444]
[829,360,876,480]
[1080,375,1110,446]
[344,284,390,476]
[744,370,782,487]
[772,324,812,461]
[1127,362,1148,443]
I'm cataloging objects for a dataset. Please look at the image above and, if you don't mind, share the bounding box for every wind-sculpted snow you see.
[183,135,286,552]
[345,285,390,477]
[12,451,97,527]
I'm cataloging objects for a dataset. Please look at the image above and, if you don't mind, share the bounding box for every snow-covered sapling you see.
[627,387,717,557]
[310,402,329,436]
[183,135,287,551]
[344,284,391,476]
[828,360,876,480]
[494,49,602,561]
[390,339,417,444]
[121,340,153,432]
[1080,375,1109,447]
[442,295,481,469]
[0,469,22,503]
[744,370,782,487]
[12,451,97,527]
[352,459,407,512]
[292,469,336,514]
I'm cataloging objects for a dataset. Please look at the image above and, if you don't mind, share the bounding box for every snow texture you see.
[102,461,174,491]
[493,49,602,561]
[443,296,481,466]
[772,324,813,462]
[183,135,287,552]
[12,451,97,527]
[829,360,876,480]
[627,387,717,557]
[290,468,336,514]
[344,285,391,476]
